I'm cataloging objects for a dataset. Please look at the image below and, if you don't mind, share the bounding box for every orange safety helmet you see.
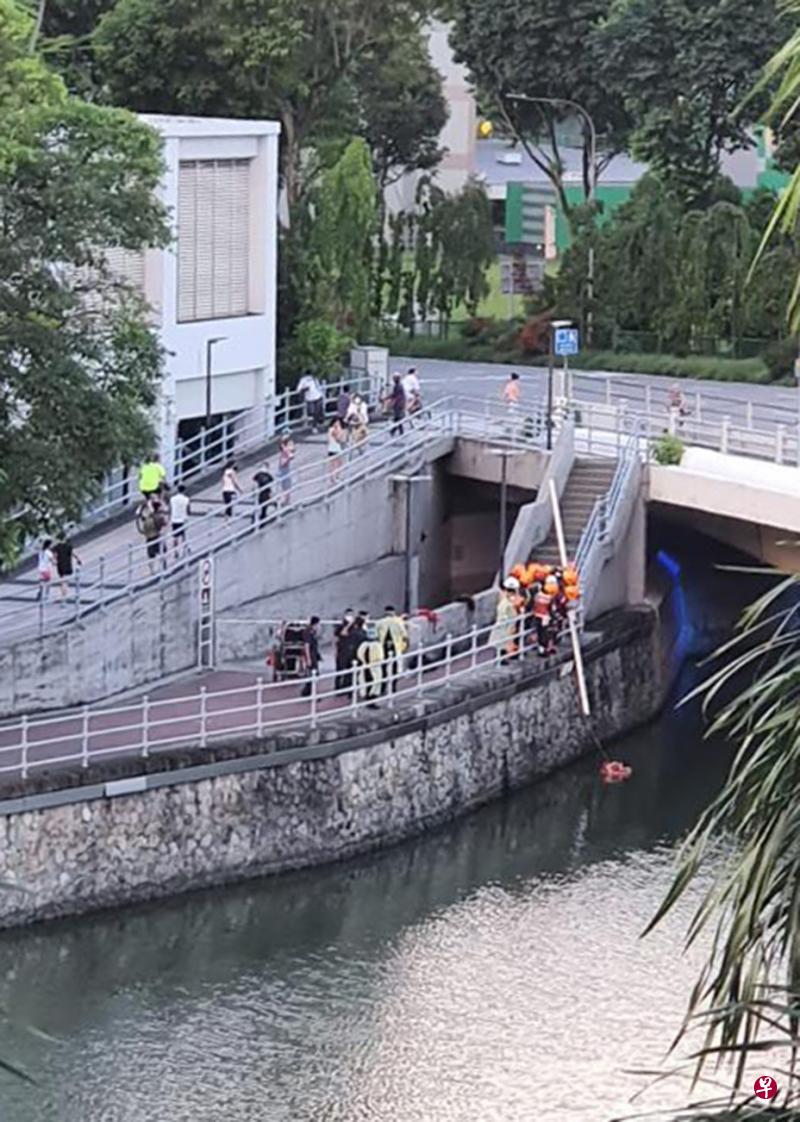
[510,563,527,583]
[563,566,579,587]
[544,575,559,595]
[565,585,580,602]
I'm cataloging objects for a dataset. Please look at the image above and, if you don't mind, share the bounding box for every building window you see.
[177,159,251,323]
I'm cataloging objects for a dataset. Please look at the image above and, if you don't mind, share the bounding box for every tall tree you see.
[0,0,169,563]
[353,31,447,194]
[596,0,784,208]
[448,0,631,233]
[93,0,435,213]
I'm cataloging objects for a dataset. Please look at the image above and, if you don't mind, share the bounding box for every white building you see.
[115,115,281,477]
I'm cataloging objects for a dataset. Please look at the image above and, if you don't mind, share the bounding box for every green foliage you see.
[306,137,378,335]
[0,5,169,563]
[595,0,783,208]
[651,433,684,465]
[354,30,447,191]
[558,173,800,356]
[646,575,800,1106]
[449,0,630,228]
[281,319,353,382]
[93,0,436,209]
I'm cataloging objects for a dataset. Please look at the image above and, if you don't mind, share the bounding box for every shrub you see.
[652,434,685,466]
[763,337,796,382]
[518,314,551,355]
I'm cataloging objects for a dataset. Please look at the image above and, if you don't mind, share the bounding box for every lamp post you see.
[507,93,598,345]
[486,448,527,578]
[204,337,226,430]
[391,474,432,614]
[547,319,574,451]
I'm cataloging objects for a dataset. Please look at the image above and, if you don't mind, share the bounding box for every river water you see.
[0,666,732,1122]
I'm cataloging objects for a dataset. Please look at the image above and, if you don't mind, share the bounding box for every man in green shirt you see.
[138,454,167,498]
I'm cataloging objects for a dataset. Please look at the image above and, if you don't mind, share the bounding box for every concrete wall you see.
[0,576,198,719]
[0,609,669,929]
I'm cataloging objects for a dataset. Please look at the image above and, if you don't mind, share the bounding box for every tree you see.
[448,0,631,233]
[353,30,447,194]
[305,137,378,336]
[596,0,784,208]
[0,0,169,563]
[93,0,435,213]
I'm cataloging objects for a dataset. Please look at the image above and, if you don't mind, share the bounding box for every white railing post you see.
[470,624,479,669]
[645,384,652,418]
[695,391,702,422]
[721,416,731,455]
[445,633,453,681]
[310,671,319,729]
[20,715,28,780]
[668,408,677,436]
[605,377,612,407]
[81,706,90,769]
[256,677,265,736]
[142,695,150,759]
[127,542,134,587]
[416,645,425,696]
[776,425,786,465]
[616,404,625,453]
[199,687,207,748]
[746,401,754,430]
[351,661,360,713]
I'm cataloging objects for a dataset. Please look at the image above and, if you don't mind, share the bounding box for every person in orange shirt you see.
[502,371,521,406]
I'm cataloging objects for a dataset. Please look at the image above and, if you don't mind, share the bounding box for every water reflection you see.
[0,666,730,1122]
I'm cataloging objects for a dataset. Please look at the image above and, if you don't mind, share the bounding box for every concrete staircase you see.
[534,457,618,564]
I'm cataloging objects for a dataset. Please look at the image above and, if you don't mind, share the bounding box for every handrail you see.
[0,400,550,645]
[0,609,568,781]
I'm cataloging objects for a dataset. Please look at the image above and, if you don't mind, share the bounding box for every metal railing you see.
[0,400,550,645]
[0,612,560,780]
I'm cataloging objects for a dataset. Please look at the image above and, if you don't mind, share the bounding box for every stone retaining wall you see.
[0,608,671,929]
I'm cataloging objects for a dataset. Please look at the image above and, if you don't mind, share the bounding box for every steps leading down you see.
[534,457,617,565]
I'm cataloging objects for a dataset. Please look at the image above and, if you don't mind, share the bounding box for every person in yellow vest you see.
[138,454,167,499]
[377,605,409,695]
[356,625,384,707]
[490,576,523,663]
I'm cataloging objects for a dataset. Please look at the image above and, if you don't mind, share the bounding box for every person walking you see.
[356,624,384,707]
[135,493,167,574]
[336,383,352,424]
[277,431,296,506]
[334,608,358,694]
[37,538,56,603]
[298,372,325,432]
[345,394,369,451]
[221,461,243,518]
[300,616,322,697]
[327,416,346,482]
[377,605,409,695]
[402,367,422,415]
[388,372,407,436]
[253,461,274,527]
[169,484,191,560]
[138,454,167,499]
[53,532,81,602]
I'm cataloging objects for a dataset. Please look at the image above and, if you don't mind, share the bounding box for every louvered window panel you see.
[177,159,251,322]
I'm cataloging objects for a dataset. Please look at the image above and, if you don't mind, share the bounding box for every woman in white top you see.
[345,394,369,451]
[37,539,56,602]
[221,461,243,518]
[327,417,346,482]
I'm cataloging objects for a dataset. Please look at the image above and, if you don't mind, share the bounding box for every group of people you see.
[490,562,581,661]
[36,534,81,603]
[287,606,409,704]
[135,455,193,572]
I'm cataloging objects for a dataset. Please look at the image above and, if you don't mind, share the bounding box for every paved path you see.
[400,356,800,431]
[0,641,517,784]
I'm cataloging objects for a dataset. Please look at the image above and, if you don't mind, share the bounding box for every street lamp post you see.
[547,319,574,451]
[507,93,598,344]
[391,474,432,614]
[487,448,527,578]
[204,337,226,430]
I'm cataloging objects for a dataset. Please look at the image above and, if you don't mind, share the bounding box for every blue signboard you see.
[555,327,580,357]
